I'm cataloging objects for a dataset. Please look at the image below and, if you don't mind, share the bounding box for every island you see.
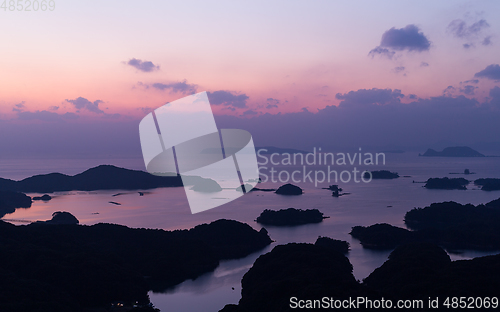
[189,178,222,192]
[424,177,469,190]
[32,194,52,201]
[0,218,272,311]
[363,170,399,179]
[419,146,485,157]
[362,243,500,300]
[256,208,327,226]
[314,236,350,254]
[321,184,347,197]
[33,211,79,225]
[474,178,500,191]
[350,198,500,250]
[0,165,192,193]
[0,190,32,218]
[219,242,500,311]
[220,243,365,312]
[275,183,303,195]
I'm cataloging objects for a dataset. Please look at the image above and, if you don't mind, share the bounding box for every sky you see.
[1,0,500,157]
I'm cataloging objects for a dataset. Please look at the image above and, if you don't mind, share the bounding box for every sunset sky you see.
[1,1,500,156]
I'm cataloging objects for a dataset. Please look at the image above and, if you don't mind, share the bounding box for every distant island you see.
[350,198,500,250]
[364,170,399,179]
[0,165,197,193]
[420,146,485,157]
[0,218,271,310]
[256,208,327,226]
[322,184,346,197]
[424,177,469,190]
[275,183,303,195]
[475,178,500,191]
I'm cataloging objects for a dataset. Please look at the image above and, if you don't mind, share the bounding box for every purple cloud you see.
[151,80,197,94]
[127,58,160,72]
[66,97,104,114]
[379,25,431,52]
[335,88,404,107]
[482,36,492,46]
[392,66,406,74]
[474,64,500,81]
[207,90,249,108]
[12,101,26,112]
[368,47,396,59]
[460,85,476,95]
[448,19,490,38]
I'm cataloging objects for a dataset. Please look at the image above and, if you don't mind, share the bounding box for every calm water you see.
[2,153,500,312]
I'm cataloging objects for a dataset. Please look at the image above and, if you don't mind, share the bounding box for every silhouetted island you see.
[275,183,303,195]
[363,243,500,301]
[364,170,399,179]
[0,218,271,311]
[475,178,500,191]
[189,178,222,192]
[350,223,414,249]
[32,194,52,201]
[220,242,500,311]
[0,190,32,218]
[351,198,500,250]
[219,243,366,312]
[420,146,485,157]
[314,236,350,254]
[321,184,347,197]
[424,177,469,190]
[0,165,195,193]
[236,183,253,192]
[33,211,79,225]
[249,187,276,192]
[256,208,327,226]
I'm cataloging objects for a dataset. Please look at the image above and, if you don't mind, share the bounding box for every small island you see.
[256,208,327,226]
[32,194,52,201]
[0,190,32,218]
[364,170,399,179]
[321,184,347,197]
[424,177,469,190]
[33,211,79,225]
[314,236,350,254]
[475,178,500,191]
[275,183,303,195]
[190,178,222,192]
[420,146,485,157]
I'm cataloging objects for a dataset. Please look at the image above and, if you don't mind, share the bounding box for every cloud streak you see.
[207,90,249,108]
[127,58,160,72]
[151,80,198,94]
[66,97,105,114]
[447,19,490,38]
[474,64,500,81]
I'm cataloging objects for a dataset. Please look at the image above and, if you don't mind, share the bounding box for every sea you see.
[1,152,500,312]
